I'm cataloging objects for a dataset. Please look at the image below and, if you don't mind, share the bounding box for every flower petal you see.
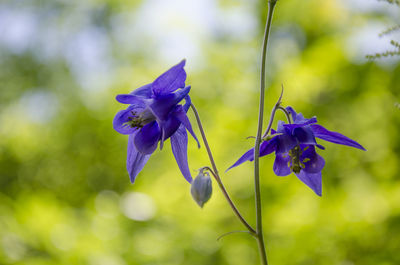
[285,106,298,121]
[131,83,153,98]
[173,105,200,148]
[285,107,318,128]
[226,148,254,171]
[170,124,192,183]
[127,134,151,183]
[152,60,186,96]
[134,121,160,154]
[157,104,196,149]
[226,138,277,171]
[293,126,317,145]
[113,106,141,135]
[316,144,325,150]
[310,124,366,150]
[283,117,318,131]
[273,154,291,176]
[300,145,325,174]
[276,120,288,134]
[295,171,322,196]
[183,95,191,112]
[260,137,278,157]
[116,94,148,105]
[295,113,317,124]
[150,86,191,121]
[275,133,297,154]
[159,115,181,150]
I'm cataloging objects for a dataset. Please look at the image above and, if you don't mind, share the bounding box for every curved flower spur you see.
[113,60,199,183]
[228,106,366,196]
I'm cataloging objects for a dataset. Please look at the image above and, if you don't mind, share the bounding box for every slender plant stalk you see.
[262,86,284,139]
[190,103,256,235]
[277,106,292,124]
[254,1,277,265]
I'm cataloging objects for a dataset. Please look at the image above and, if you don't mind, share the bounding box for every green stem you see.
[277,106,292,124]
[262,86,284,139]
[254,1,277,265]
[190,104,256,235]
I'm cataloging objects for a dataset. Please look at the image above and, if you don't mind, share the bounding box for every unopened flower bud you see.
[191,170,212,208]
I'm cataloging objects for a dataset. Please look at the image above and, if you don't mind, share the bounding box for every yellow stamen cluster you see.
[287,145,310,173]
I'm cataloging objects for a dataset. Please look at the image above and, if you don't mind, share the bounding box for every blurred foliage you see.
[380,0,400,5]
[367,0,400,59]
[0,0,400,265]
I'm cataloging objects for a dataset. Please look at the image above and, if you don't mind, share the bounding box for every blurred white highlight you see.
[120,192,156,221]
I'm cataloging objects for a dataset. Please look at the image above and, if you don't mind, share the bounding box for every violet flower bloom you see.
[113,60,199,183]
[228,106,365,196]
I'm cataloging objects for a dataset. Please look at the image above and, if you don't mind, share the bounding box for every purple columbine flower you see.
[227,106,365,196]
[113,60,199,183]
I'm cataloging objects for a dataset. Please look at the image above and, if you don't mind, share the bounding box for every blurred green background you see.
[1,0,400,264]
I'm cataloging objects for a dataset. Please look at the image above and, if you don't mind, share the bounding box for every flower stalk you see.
[190,104,256,235]
[277,105,292,124]
[262,85,284,139]
[254,1,277,265]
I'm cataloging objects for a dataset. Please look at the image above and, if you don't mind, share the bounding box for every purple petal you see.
[152,60,187,96]
[295,171,322,196]
[270,122,297,153]
[273,154,291,176]
[113,106,141,135]
[293,126,317,145]
[170,86,191,105]
[260,137,278,157]
[157,104,193,149]
[226,148,254,171]
[183,95,191,112]
[316,144,325,150]
[159,115,181,149]
[226,138,277,172]
[275,133,297,154]
[276,120,288,134]
[116,94,148,105]
[173,105,200,148]
[285,106,297,121]
[131,83,153,98]
[170,125,192,183]
[310,124,366,151]
[127,134,151,183]
[150,86,191,121]
[134,121,160,154]
[285,107,318,129]
[300,145,325,174]
[283,117,318,131]
[295,113,317,124]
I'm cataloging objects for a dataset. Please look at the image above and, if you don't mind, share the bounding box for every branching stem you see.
[190,104,256,235]
[262,85,284,139]
[277,106,292,124]
[254,1,277,265]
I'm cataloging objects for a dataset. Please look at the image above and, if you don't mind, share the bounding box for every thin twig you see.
[277,106,292,124]
[190,104,256,235]
[261,84,284,139]
[217,230,253,241]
